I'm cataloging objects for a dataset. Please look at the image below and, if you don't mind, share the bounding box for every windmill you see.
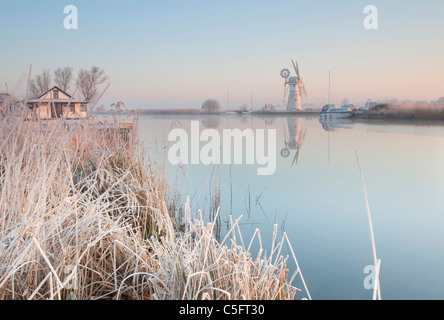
[280,60,307,111]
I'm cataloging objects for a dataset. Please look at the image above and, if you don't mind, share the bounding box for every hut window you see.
[70,104,75,112]
[80,104,87,112]
[53,90,59,99]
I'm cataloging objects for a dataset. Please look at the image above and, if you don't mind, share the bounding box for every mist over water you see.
[138,114,444,300]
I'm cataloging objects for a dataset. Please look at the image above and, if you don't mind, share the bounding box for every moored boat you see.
[320,104,355,119]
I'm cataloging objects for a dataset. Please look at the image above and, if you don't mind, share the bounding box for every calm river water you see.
[136,114,444,300]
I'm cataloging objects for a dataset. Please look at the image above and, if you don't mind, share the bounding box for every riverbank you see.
[95,103,444,122]
[353,103,444,121]
[0,107,301,300]
[94,109,321,117]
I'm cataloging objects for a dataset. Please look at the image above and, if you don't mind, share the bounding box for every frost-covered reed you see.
[0,105,304,300]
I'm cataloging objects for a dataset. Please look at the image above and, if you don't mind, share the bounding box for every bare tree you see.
[54,67,73,92]
[202,99,221,113]
[29,79,39,98]
[76,67,108,102]
[30,69,51,98]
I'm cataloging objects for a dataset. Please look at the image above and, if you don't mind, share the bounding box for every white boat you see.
[320,104,355,119]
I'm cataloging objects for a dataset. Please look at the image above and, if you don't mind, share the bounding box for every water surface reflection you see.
[137,114,444,300]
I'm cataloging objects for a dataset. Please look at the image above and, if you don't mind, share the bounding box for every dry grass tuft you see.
[0,105,303,300]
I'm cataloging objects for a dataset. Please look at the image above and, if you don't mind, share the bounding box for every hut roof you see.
[27,86,87,103]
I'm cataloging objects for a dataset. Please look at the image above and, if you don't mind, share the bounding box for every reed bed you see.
[370,102,444,120]
[0,104,302,300]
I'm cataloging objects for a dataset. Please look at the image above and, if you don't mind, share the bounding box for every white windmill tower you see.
[280,60,307,111]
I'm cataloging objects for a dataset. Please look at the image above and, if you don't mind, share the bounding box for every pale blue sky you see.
[1,0,443,108]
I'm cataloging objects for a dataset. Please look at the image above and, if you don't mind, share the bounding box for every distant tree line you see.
[29,66,108,102]
[202,99,221,113]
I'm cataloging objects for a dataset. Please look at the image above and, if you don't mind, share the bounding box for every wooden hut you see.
[27,86,88,119]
